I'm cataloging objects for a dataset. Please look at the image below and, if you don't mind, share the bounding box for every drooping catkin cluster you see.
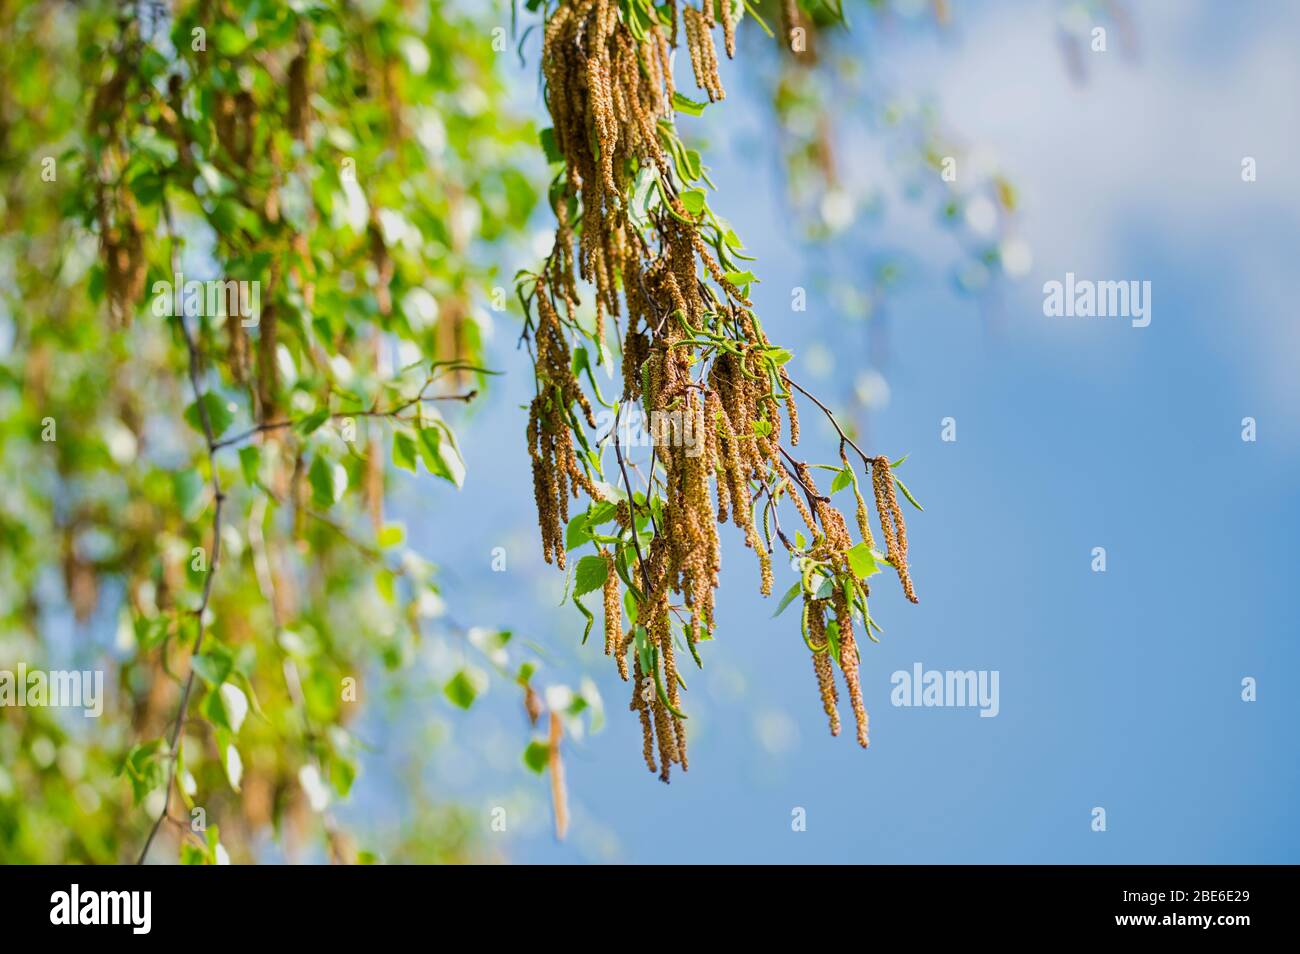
[792,463,870,747]
[529,2,919,776]
[871,456,918,604]
[528,280,601,570]
[683,5,726,102]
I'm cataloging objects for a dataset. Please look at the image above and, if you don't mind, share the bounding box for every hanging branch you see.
[519,1,922,776]
[138,200,226,864]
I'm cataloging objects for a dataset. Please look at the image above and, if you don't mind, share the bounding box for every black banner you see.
[0,865,1284,940]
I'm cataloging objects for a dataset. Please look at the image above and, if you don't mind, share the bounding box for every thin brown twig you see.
[138,200,225,865]
[786,377,876,472]
[211,389,477,450]
[613,404,655,598]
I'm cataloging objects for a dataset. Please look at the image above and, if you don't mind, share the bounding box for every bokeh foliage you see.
[0,0,591,864]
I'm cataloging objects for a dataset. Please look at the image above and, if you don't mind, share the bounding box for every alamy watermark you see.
[594,406,703,458]
[1042,272,1151,327]
[890,663,1000,717]
[0,664,104,717]
[150,272,261,326]
[50,884,150,934]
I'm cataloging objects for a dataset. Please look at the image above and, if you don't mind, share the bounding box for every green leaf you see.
[201,684,232,731]
[183,393,234,439]
[191,648,234,687]
[214,21,252,56]
[330,752,356,798]
[523,741,550,774]
[377,524,404,548]
[238,445,261,486]
[295,410,331,435]
[173,469,206,522]
[573,592,595,644]
[417,426,464,487]
[682,149,703,182]
[772,580,802,618]
[847,542,880,581]
[392,431,419,472]
[679,189,706,215]
[565,513,593,551]
[825,620,842,665]
[831,466,854,494]
[179,843,207,865]
[573,554,609,598]
[308,455,346,507]
[634,625,652,674]
[539,127,563,164]
[671,91,708,116]
[376,569,396,604]
[443,668,485,710]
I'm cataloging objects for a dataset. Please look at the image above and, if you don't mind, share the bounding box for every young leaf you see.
[308,455,346,507]
[523,741,550,774]
[238,445,261,486]
[573,554,609,597]
[539,126,563,164]
[443,668,485,710]
[671,91,708,116]
[295,409,331,435]
[680,189,706,215]
[565,513,594,550]
[772,580,802,618]
[846,542,881,580]
[392,430,419,472]
[183,393,235,439]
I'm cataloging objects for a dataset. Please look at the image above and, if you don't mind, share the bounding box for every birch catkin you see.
[527,1,920,774]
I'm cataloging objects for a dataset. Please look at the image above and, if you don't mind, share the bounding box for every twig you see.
[138,200,226,864]
[786,377,877,472]
[211,390,477,450]
[778,446,830,503]
[613,404,655,598]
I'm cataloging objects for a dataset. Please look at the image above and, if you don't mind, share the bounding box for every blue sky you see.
[348,0,1300,863]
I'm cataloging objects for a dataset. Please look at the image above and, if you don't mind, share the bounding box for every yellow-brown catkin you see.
[632,656,657,774]
[873,457,918,603]
[615,627,630,681]
[661,618,688,773]
[784,374,801,446]
[602,549,620,657]
[653,697,677,782]
[833,584,869,748]
[808,604,840,736]
[841,445,874,553]
[524,684,543,726]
